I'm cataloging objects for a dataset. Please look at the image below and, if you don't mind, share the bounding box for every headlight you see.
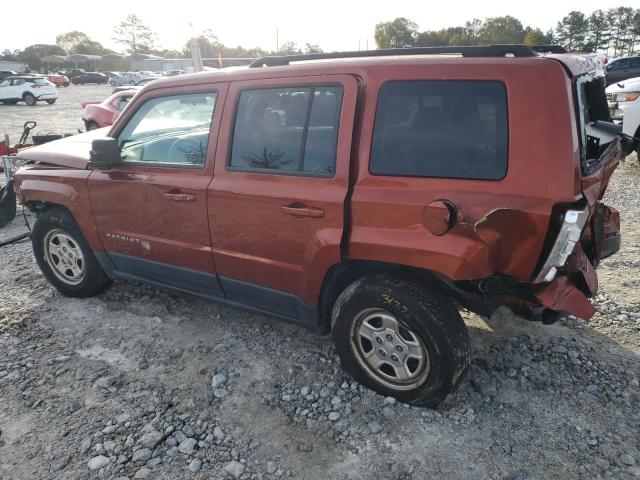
[534,206,590,283]
[615,91,640,102]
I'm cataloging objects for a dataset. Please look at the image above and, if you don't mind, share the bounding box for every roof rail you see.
[531,45,568,54]
[249,44,538,68]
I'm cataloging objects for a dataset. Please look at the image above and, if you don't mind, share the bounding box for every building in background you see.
[0,61,28,73]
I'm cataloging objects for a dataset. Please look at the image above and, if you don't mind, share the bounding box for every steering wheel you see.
[168,138,203,164]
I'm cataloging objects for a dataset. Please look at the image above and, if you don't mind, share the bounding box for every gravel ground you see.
[1,84,113,142]
[0,96,639,479]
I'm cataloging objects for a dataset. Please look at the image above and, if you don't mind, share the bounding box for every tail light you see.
[534,206,590,283]
[30,84,41,88]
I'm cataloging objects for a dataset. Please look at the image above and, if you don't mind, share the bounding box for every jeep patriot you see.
[9,45,638,406]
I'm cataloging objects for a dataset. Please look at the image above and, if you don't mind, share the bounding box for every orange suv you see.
[9,45,638,406]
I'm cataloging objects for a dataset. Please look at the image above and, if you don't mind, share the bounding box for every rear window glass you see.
[370,81,508,180]
[229,86,343,176]
[31,78,49,85]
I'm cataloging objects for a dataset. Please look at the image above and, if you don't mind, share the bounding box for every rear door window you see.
[370,81,508,180]
[229,86,343,176]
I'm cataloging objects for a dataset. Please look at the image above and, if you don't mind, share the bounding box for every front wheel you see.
[331,273,470,408]
[23,93,36,106]
[84,120,99,131]
[32,208,111,297]
[46,99,56,105]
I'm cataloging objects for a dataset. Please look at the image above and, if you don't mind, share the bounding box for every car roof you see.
[5,75,45,80]
[144,53,593,92]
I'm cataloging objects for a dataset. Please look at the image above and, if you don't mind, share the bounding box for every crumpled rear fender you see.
[535,243,598,319]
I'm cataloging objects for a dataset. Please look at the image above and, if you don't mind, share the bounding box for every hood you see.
[606,76,640,93]
[14,127,110,169]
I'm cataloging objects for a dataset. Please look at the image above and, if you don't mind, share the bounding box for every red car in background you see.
[81,89,137,130]
[47,74,70,87]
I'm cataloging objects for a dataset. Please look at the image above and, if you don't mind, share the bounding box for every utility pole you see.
[276,28,279,54]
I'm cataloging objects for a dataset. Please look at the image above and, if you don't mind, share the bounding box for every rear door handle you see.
[163,190,196,202]
[281,204,325,218]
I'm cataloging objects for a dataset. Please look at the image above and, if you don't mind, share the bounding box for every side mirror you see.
[88,138,120,170]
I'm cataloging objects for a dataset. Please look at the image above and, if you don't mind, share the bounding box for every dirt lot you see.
[0,89,639,480]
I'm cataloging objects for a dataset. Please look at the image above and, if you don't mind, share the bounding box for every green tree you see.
[55,31,90,54]
[606,7,635,56]
[523,27,552,46]
[415,30,449,47]
[477,16,525,45]
[278,41,302,55]
[74,39,112,55]
[304,43,323,54]
[16,44,66,71]
[584,10,610,53]
[374,18,418,48]
[555,11,588,51]
[0,49,20,61]
[113,14,156,54]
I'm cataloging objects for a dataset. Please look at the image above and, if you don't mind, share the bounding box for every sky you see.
[2,0,636,54]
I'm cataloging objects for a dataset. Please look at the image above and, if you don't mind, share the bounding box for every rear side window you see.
[229,86,343,176]
[370,81,508,180]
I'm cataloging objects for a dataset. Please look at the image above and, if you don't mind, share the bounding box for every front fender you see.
[15,167,103,251]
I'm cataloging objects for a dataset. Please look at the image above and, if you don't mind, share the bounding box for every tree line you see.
[375,7,639,56]
[0,14,321,71]
[2,8,639,72]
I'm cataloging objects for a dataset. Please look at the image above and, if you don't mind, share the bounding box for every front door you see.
[209,75,358,320]
[88,84,227,298]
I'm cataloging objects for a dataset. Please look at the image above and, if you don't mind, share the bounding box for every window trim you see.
[226,83,344,178]
[116,90,218,170]
[368,79,510,181]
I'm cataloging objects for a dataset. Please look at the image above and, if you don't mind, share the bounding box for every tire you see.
[331,272,470,408]
[31,207,111,297]
[46,99,56,105]
[23,93,36,106]
[1,100,18,105]
[84,120,99,131]
[0,184,17,227]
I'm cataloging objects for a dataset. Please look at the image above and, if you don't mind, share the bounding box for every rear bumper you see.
[534,204,621,320]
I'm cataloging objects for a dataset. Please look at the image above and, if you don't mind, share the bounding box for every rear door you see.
[209,75,358,320]
[88,84,227,298]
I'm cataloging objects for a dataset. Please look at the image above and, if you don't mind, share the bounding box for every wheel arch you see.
[19,175,103,253]
[318,260,450,332]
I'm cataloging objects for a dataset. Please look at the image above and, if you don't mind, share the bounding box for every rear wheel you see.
[331,273,470,407]
[46,99,56,105]
[32,208,111,297]
[1,100,18,105]
[23,93,36,106]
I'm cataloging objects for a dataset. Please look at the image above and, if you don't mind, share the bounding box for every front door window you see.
[117,92,217,167]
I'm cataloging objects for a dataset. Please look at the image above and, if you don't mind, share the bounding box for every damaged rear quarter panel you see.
[348,57,581,282]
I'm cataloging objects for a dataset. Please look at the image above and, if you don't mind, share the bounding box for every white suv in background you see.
[607,76,640,155]
[0,76,58,106]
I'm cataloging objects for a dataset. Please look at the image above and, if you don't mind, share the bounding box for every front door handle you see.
[281,204,325,218]
[163,190,196,202]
